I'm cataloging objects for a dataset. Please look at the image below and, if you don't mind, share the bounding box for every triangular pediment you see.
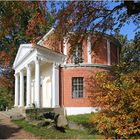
[13,44,33,69]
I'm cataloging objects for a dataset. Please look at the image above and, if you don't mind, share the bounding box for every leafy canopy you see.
[49,1,140,47]
[0,1,54,68]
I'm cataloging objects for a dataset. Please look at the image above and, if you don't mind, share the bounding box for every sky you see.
[47,1,138,41]
[108,2,137,40]
[120,22,137,40]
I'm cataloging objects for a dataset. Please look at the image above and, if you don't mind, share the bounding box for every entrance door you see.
[42,78,52,107]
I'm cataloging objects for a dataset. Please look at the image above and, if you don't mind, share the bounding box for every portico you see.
[13,44,65,108]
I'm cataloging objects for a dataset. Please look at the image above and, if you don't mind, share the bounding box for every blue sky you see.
[120,22,136,40]
[108,2,137,40]
[47,1,137,41]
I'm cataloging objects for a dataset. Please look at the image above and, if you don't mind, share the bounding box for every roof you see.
[13,43,66,69]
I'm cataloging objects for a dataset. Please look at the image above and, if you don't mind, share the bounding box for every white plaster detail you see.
[63,37,68,64]
[64,107,99,115]
[26,64,31,108]
[52,63,59,108]
[13,43,65,109]
[35,58,41,108]
[31,81,35,105]
[37,28,55,46]
[14,73,19,107]
[19,70,24,107]
[107,40,111,65]
[87,35,92,63]
[42,77,52,107]
[13,44,33,69]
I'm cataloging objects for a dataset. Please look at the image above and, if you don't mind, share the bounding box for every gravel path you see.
[0,112,36,139]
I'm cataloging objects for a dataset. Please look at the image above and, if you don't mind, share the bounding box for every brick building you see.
[13,28,120,115]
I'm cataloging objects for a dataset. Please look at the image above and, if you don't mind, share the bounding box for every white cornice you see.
[37,28,55,46]
[13,44,33,69]
[61,63,110,69]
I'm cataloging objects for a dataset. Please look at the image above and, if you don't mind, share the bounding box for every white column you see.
[52,63,59,108]
[87,35,92,63]
[26,64,31,108]
[107,40,111,65]
[19,70,24,107]
[63,37,67,64]
[14,73,19,107]
[35,59,40,108]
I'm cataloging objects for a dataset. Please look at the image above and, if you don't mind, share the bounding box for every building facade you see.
[13,29,120,115]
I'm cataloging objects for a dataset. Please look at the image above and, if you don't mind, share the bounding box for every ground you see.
[0,112,103,139]
[0,112,36,139]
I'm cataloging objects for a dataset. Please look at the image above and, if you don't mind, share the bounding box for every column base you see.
[25,106,32,109]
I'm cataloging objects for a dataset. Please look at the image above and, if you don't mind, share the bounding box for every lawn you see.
[13,113,104,139]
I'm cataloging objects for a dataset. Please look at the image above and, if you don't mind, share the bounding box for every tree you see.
[0,1,54,69]
[0,1,54,106]
[112,32,140,75]
[0,75,13,110]
[87,33,140,138]
[88,70,140,139]
[48,1,140,50]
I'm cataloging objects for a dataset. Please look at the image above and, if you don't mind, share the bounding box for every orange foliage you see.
[88,70,140,138]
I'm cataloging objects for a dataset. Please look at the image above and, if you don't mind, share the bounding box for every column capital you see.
[26,64,31,70]
[35,57,41,64]
[14,73,19,77]
[53,62,59,69]
[19,69,24,74]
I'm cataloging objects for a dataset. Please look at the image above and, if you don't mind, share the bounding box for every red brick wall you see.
[91,38,108,64]
[66,38,118,65]
[82,39,88,63]
[60,67,105,107]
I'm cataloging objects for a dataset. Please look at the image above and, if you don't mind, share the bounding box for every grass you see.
[67,113,99,134]
[13,113,104,139]
[67,113,93,124]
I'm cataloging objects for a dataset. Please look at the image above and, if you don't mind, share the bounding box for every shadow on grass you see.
[0,124,21,139]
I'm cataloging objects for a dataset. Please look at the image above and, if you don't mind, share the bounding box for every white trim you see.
[26,64,31,108]
[36,45,66,64]
[107,40,111,65]
[35,58,41,108]
[19,70,24,107]
[13,44,33,68]
[64,107,99,115]
[42,77,52,108]
[63,37,67,64]
[63,38,67,55]
[14,73,19,107]
[61,63,110,68]
[52,63,60,108]
[15,50,36,73]
[87,36,92,63]
[37,28,55,46]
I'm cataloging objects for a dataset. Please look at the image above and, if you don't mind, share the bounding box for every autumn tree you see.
[0,1,53,69]
[88,33,140,138]
[89,70,140,139]
[48,1,140,49]
[112,32,140,75]
[0,1,53,107]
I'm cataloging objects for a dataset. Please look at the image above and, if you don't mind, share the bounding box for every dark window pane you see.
[72,77,83,98]
[71,44,83,64]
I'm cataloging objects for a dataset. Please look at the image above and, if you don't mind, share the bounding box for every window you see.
[71,44,83,64]
[72,77,83,98]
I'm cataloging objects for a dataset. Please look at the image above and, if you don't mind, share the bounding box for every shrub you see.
[88,70,140,139]
[0,87,13,110]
